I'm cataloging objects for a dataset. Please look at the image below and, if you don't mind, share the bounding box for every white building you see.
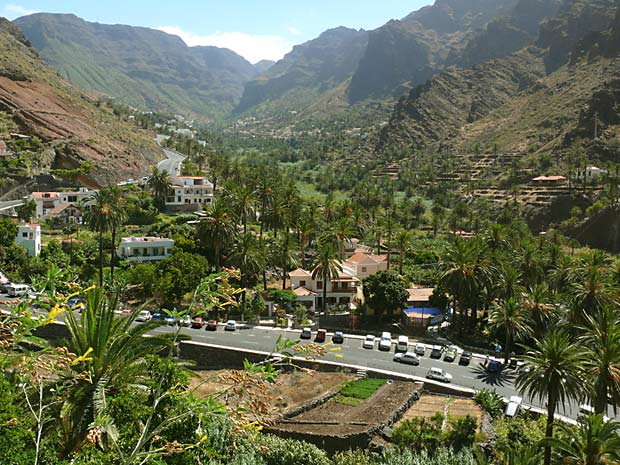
[287,252,388,311]
[117,237,174,262]
[166,176,214,210]
[15,222,41,257]
[577,166,608,181]
[29,188,94,218]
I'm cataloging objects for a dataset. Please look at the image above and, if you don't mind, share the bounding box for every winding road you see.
[157,149,186,177]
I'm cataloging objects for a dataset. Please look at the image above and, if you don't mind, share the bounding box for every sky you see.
[0,1,433,63]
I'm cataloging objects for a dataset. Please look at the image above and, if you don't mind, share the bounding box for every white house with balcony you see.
[117,237,174,262]
[15,222,41,257]
[29,188,94,218]
[289,268,360,311]
[166,176,214,210]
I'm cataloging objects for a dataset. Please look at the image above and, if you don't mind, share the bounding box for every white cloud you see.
[156,26,292,64]
[287,26,302,36]
[2,4,40,19]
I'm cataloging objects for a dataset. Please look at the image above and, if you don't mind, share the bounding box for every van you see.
[7,284,29,297]
[396,335,409,353]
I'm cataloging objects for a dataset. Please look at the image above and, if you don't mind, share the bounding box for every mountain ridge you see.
[14,13,258,120]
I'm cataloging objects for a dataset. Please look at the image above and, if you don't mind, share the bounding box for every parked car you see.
[300,327,312,340]
[332,331,344,344]
[486,360,503,373]
[393,352,420,365]
[206,320,218,331]
[136,310,152,322]
[0,282,12,293]
[396,335,410,353]
[426,367,453,383]
[191,317,207,329]
[178,315,191,327]
[165,315,177,326]
[379,332,392,351]
[430,345,444,358]
[6,284,29,297]
[414,343,426,356]
[443,347,458,362]
[151,312,165,323]
[225,320,237,331]
[459,351,472,365]
[362,335,375,349]
[315,329,326,343]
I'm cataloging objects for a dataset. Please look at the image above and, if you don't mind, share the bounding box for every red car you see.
[191,317,206,329]
[206,320,218,331]
[314,329,326,343]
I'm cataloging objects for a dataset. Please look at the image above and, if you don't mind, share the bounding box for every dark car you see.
[151,312,165,323]
[486,360,503,373]
[191,317,207,329]
[430,345,444,359]
[459,351,472,365]
[206,320,218,331]
[315,329,326,343]
[332,331,344,344]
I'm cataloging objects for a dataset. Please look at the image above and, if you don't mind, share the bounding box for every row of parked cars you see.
[135,311,238,331]
[299,327,344,344]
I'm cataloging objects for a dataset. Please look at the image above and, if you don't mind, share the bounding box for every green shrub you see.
[255,435,330,465]
[474,389,504,418]
[444,416,477,450]
[392,413,444,451]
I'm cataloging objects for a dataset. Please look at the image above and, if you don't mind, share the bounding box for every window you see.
[22,232,27,238]
[361,267,367,273]
[300,280,306,287]
[316,281,323,290]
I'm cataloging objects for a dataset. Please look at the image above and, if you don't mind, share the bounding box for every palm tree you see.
[147,166,172,212]
[106,186,127,283]
[226,182,256,234]
[579,306,620,414]
[229,233,265,307]
[198,199,236,270]
[439,238,491,330]
[83,189,114,286]
[543,414,620,465]
[522,284,556,339]
[516,330,585,465]
[394,229,412,275]
[331,217,355,260]
[61,288,173,455]
[311,244,342,312]
[272,231,300,290]
[489,297,528,364]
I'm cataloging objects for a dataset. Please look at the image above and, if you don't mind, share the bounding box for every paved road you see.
[152,324,616,422]
[1,295,614,422]
[157,149,186,177]
[0,199,25,213]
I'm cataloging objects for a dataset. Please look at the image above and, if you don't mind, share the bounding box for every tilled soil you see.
[275,381,419,436]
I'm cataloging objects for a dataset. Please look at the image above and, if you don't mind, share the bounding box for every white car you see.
[426,367,453,383]
[396,335,410,353]
[300,327,312,339]
[362,335,375,349]
[393,352,420,365]
[225,320,237,331]
[414,343,426,356]
[178,315,191,327]
[379,332,392,351]
[505,396,522,417]
[136,310,152,322]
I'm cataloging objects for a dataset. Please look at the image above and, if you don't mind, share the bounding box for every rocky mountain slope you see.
[14,13,258,120]
[0,17,161,185]
[236,0,564,127]
[379,0,619,160]
[235,27,369,115]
